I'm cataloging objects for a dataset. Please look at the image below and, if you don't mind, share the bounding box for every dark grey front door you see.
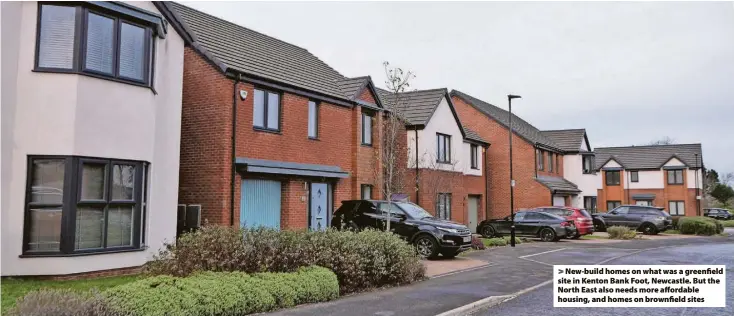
[310,183,329,231]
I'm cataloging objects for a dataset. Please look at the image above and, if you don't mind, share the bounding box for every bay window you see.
[35,3,154,86]
[24,156,147,255]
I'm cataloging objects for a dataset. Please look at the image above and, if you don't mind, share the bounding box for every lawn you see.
[1,275,141,313]
[580,234,608,240]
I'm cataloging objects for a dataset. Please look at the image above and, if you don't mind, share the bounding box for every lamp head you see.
[508,94,522,100]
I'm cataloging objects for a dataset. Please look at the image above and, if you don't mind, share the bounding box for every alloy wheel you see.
[541,228,555,242]
[482,226,495,238]
[416,238,433,258]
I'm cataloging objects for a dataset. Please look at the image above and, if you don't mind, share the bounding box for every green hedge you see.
[146,226,425,294]
[103,266,338,316]
[607,226,637,239]
[720,220,734,228]
[678,217,724,235]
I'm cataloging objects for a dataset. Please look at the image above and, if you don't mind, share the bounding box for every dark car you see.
[332,200,472,259]
[592,205,672,235]
[532,206,594,239]
[703,208,733,220]
[476,210,577,242]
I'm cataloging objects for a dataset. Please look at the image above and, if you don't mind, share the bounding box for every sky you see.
[184,1,734,173]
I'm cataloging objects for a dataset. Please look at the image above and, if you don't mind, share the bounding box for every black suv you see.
[704,208,732,220]
[592,205,672,235]
[332,200,472,259]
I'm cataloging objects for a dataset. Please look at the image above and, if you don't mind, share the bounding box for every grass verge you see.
[1,275,141,314]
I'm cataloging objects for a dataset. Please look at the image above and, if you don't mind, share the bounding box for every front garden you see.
[3,227,425,315]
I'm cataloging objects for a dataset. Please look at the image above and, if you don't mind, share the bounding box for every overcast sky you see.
[185,1,734,173]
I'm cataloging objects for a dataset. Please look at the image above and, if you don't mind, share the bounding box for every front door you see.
[553,196,566,206]
[310,183,329,231]
[467,196,480,233]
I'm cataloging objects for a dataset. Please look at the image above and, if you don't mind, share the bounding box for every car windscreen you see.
[397,203,433,219]
[578,209,592,218]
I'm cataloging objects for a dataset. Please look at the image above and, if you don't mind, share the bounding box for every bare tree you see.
[721,172,734,187]
[412,151,464,220]
[373,61,414,232]
[646,137,676,145]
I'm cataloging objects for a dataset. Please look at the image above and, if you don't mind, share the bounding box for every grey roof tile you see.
[376,88,447,126]
[594,144,703,170]
[336,77,370,101]
[536,176,581,193]
[463,127,489,144]
[169,2,354,101]
[450,90,561,150]
[540,129,588,152]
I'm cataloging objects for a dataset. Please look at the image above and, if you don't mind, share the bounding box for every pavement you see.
[422,256,490,278]
[265,231,734,316]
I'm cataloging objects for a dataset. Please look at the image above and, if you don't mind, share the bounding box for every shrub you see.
[104,267,337,316]
[471,235,486,250]
[146,226,425,294]
[482,237,507,247]
[671,216,682,229]
[678,217,723,235]
[721,220,734,228]
[502,236,523,244]
[7,289,118,316]
[607,226,637,239]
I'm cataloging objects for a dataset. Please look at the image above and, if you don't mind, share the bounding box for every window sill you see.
[20,246,147,258]
[436,160,452,165]
[470,167,480,170]
[667,183,684,186]
[32,69,156,94]
[253,127,281,134]
[606,184,620,186]
[308,137,320,141]
[361,143,373,147]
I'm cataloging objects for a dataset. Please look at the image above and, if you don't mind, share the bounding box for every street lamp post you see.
[508,94,522,247]
[695,153,701,216]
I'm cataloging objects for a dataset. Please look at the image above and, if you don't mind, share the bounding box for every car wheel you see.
[481,225,496,238]
[441,250,459,259]
[641,223,658,235]
[414,235,439,259]
[540,228,557,242]
[348,221,361,232]
[593,221,606,232]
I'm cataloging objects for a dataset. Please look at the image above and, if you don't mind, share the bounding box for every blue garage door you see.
[241,179,281,229]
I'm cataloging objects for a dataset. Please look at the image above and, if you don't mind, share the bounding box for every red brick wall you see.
[452,96,551,219]
[537,152,564,177]
[357,87,377,104]
[178,47,234,226]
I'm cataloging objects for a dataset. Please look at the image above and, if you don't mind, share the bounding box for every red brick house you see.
[377,88,490,232]
[450,90,581,219]
[166,3,387,230]
[594,144,704,216]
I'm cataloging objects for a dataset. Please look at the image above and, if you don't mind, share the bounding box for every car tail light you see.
[561,221,574,227]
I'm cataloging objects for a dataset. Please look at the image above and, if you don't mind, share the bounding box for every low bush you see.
[607,226,637,239]
[146,226,424,294]
[678,217,723,235]
[103,266,338,316]
[720,220,734,228]
[671,216,682,229]
[483,237,506,247]
[7,289,118,316]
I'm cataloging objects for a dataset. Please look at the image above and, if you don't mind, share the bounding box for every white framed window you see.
[668,201,685,216]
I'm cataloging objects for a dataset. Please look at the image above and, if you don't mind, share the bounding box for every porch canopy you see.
[236,158,349,179]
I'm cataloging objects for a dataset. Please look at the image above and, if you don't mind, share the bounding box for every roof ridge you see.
[596,143,702,149]
[541,128,586,132]
[171,2,310,53]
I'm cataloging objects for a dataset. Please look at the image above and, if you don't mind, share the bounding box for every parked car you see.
[332,200,472,259]
[592,205,672,235]
[532,206,594,239]
[703,208,733,220]
[476,210,577,242]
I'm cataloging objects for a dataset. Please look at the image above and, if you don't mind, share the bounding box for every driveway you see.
[266,235,733,316]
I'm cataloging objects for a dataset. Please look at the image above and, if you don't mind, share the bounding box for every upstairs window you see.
[605,170,620,186]
[361,112,373,145]
[253,88,281,131]
[470,144,479,169]
[667,169,684,185]
[582,155,594,174]
[436,133,451,163]
[35,4,153,86]
[630,171,639,183]
[537,149,544,170]
[308,100,319,139]
[548,153,554,172]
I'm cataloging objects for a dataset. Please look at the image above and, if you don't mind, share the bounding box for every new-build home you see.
[168,3,386,231]
[594,144,704,216]
[450,90,583,218]
[1,1,185,276]
[377,88,489,232]
[540,129,599,212]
